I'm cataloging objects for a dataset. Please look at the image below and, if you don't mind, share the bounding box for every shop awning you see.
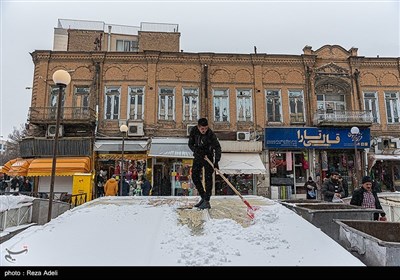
[7,158,34,176]
[1,158,18,173]
[149,138,194,159]
[27,157,91,176]
[368,154,400,171]
[94,140,148,152]
[219,153,267,174]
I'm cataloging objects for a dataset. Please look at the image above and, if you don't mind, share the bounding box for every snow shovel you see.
[204,156,258,219]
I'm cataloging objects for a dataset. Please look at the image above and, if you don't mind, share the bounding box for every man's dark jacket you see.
[350,187,386,220]
[188,126,221,162]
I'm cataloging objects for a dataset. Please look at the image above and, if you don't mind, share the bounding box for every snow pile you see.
[0,195,35,212]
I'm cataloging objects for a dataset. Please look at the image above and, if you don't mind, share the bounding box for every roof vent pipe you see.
[108,26,112,51]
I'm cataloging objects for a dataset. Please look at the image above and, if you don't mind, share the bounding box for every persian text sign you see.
[264,127,370,149]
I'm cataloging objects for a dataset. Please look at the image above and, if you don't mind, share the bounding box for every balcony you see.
[28,107,96,125]
[313,110,373,127]
[20,138,92,158]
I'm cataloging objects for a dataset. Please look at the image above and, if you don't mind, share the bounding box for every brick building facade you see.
[18,19,400,199]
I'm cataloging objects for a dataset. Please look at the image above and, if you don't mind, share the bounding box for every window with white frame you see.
[104,86,120,120]
[289,90,305,123]
[74,86,90,118]
[183,88,199,121]
[316,94,346,111]
[158,87,175,121]
[213,89,229,122]
[363,91,379,123]
[385,91,400,124]
[266,90,282,122]
[128,86,144,120]
[49,86,65,119]
[236,89,253,122]
[116,40,138,52]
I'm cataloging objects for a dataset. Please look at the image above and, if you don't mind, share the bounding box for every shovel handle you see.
[204,156,244,200]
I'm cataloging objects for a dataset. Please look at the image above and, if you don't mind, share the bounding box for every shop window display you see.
[171,161,195,196]
[216,174,254,195]
[269,151,309,198]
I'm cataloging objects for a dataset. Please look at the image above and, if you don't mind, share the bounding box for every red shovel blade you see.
[247,208,255,219]
[243,199,260,220]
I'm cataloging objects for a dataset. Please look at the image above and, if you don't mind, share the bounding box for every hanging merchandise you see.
[301,152,309,170]
[270,151,277,173]
[321,151,328,171]
[115,164,121,175]
[341,154,347,168]
[286,152,293,171]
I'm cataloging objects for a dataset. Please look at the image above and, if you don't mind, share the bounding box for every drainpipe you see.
[203,64,209,117]
[354,69,362,109]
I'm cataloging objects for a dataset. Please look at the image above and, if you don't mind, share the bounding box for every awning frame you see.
[149,138,194,159]
[219,153,267,175]
[368,154,400,171]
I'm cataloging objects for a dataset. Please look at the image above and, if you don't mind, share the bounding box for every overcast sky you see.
[0,0,399,140]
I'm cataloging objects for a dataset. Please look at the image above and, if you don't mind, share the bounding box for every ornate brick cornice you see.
[359,60,399,68]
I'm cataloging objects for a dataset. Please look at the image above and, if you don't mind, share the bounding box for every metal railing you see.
[28,107,96,123]
[1,192,87,208]
[313,110,373,125]
[0,202,32,231]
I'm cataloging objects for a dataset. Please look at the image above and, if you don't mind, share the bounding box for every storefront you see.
[94,140,149,190]
[27,156,92,196]
[368,154,400,191]
[265,127,370,199]
[216,152,266,195]
[1,158,34,192]
[148,138,194,196]
[216,141,266,196]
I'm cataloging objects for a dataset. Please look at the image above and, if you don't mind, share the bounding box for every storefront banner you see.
[265,127,370,149]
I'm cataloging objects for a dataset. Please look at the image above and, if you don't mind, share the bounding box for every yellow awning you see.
[1,158,18,173]
[27,157,91,176]
[7,158,34,176]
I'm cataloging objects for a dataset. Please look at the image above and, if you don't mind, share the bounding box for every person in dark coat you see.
[19,178,32,193]
[350,176,386,221]
[10,177,19,191]
[321,171,345,202]
[338,175,349,197]
[141,176,152,196]
[96,173,105,197]
[188,118,222,209]
[304,176,317,199]
[121,178,130,196]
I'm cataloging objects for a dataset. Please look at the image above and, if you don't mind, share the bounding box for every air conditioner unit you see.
[237,131,250,141]
[394,138,400,149]
[375,137,400,153]
[127,123,144,136]
[47,125,63,137]
[186,124,196,136]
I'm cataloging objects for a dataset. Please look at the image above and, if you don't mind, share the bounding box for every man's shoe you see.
[194,198,204,208]
[198,200,211,210]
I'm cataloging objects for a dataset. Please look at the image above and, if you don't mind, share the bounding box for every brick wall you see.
[138,32,180,52]
[68,30,103,51]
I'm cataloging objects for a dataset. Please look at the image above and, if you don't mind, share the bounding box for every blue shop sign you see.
[264,127,370,149]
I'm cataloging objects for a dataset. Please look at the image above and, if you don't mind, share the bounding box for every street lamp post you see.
[48,70,71,222]
[350,126,362,193]
[119,124,128,196]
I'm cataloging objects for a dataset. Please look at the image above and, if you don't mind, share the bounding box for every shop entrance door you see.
[153,164,164,196]
[293,152,307,199]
